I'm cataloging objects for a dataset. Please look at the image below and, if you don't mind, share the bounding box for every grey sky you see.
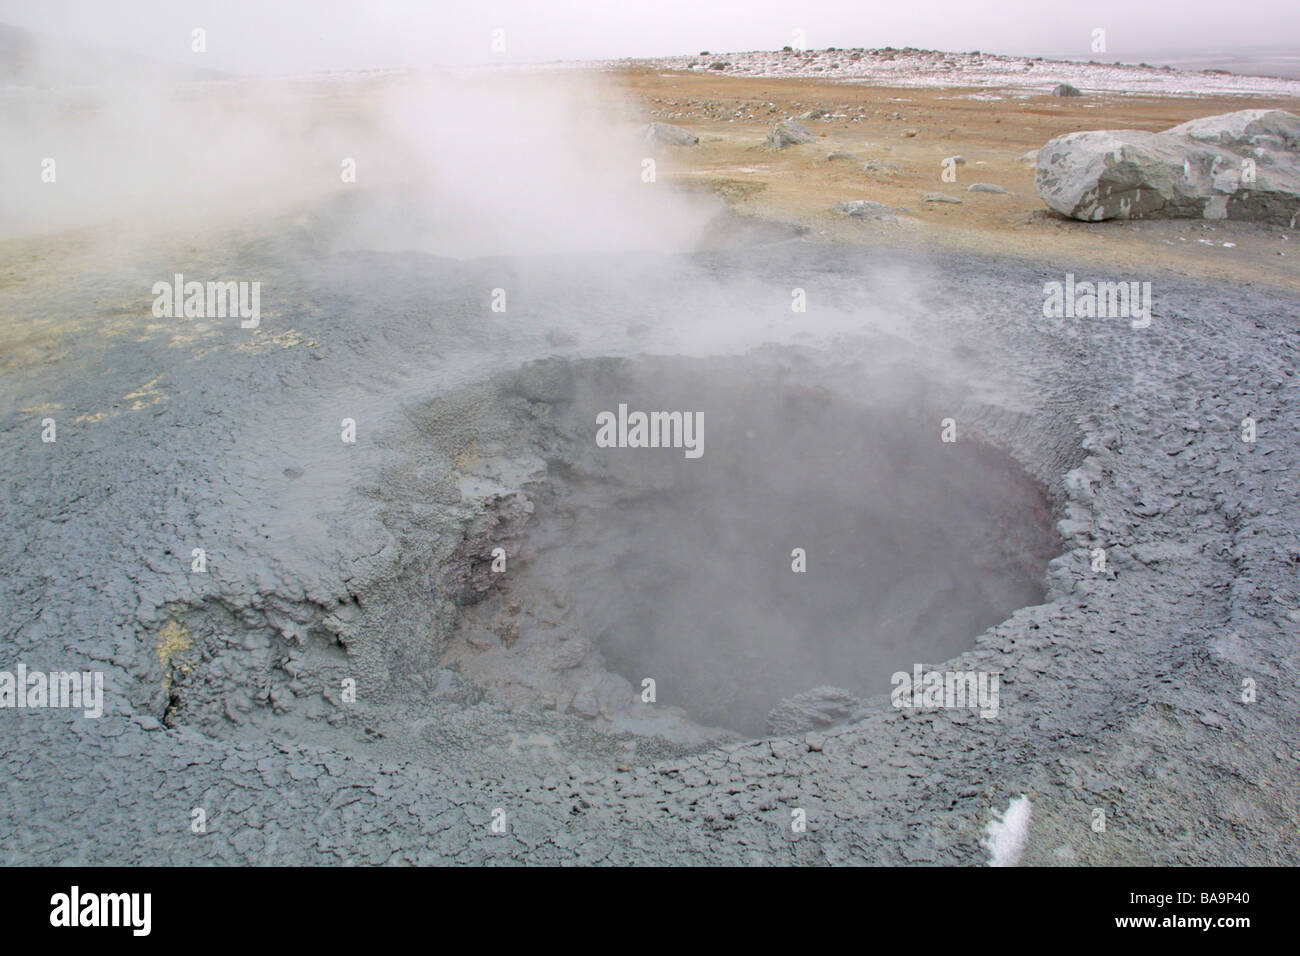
[3,0,1298,74]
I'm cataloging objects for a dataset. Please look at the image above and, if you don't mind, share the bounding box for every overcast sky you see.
[4,0,1299,74]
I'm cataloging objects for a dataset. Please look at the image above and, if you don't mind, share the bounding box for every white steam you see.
[984,794,1033,866]
[1,25,715,258]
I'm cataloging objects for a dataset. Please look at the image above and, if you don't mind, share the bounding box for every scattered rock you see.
[922,192,963,203]
[1035,108,1300,223]
[766,686,862,735]
[638,122,699,147]
[862,160,903,174]
[1017,149,1040,165]
[826,151,860,161]
[833,200,896,220]
[944,155,967,165]
[968,183,1010,194]
[902,128,919,137]
[801,108,828,120]
[766,118,815,149]
[1052,83,1084,96]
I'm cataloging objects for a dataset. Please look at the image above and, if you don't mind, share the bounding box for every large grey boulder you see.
[639,122,699,147]
[766,118,815,149]
[1035,109,1300,224]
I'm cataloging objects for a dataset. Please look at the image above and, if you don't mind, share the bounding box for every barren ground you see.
[613,69,1300,289]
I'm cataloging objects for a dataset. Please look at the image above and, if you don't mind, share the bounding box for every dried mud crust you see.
[1,236,1297,865]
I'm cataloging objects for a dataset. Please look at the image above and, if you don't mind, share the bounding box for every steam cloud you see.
[1,27,715,259]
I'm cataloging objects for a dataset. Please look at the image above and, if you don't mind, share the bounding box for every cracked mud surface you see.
[2,225,1298,864]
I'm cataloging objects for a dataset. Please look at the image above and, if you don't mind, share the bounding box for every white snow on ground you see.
[568,48,1300,98]
[984,795,1034,867]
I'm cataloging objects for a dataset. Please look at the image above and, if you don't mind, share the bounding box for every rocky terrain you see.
[610,67,1300,289]
[588,46,1300,97]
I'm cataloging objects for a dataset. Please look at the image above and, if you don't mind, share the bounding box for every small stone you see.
[833,200,895,220]
[638,122,699,147]
[766,118,815,149]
